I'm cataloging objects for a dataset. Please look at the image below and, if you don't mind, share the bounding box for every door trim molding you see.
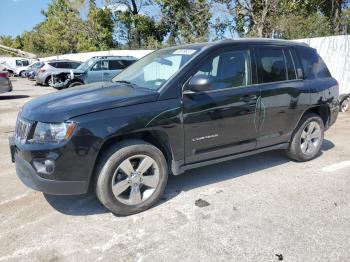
[171,142,289,175]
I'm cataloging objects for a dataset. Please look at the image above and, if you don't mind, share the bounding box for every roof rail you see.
[91,55,137,59]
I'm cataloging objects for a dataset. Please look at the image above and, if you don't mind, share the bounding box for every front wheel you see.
[95,140,168,216]
[68,81,83,88]
[340,98,349,112]
[286,113,324,162]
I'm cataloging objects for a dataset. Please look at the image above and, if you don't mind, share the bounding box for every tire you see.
[286,113,324,162]
[45,77,52,86]
[68,81,83,88]
[94,140,168,216]
[340,98,349,112]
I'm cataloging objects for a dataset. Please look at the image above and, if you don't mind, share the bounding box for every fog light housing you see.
[33,159,55,175]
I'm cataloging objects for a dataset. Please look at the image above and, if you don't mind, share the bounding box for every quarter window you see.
[297,47,331,79]
[193,49,251,90]
[258,49,287,83]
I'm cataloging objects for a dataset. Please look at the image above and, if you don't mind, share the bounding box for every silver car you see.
[0,71,12,94]
[36,60,81,86]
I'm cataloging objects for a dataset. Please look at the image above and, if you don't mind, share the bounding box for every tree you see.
[109,0,167,48]
[0,36,15,48]
[157,0,212,44]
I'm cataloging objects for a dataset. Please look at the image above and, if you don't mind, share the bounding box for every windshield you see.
[77,58,95,71]
[112,47,202,90]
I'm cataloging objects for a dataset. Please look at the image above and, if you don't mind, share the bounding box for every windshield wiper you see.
[114,80,136,87]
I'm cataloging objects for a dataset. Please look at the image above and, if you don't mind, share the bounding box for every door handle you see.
[103,72,109,76]
[240,95,257,102]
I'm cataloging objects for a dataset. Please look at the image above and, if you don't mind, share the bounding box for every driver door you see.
[87,60,109,83]
[182,48,260,164]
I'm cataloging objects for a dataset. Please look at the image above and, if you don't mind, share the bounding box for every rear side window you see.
[109,60,125,70]
[122,60,135,67]
[70,62,81,69]
[297,47,331,79]
[257,48,287,83]
[16,60,22,66]
[56,62,71,69]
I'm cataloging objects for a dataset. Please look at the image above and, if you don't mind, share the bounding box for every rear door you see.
[183,47,260,164]
[255,46,308,148]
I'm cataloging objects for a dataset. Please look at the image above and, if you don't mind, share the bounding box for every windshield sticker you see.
[173,49,197,55]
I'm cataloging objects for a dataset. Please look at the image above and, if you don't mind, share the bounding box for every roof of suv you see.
[172,38,310,51]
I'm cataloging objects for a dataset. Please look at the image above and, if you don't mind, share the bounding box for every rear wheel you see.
[286,113,324,162]
[95,140,168,216]
[45,76,52,86]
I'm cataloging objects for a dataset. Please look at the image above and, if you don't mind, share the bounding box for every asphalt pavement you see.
[0,78,349,262]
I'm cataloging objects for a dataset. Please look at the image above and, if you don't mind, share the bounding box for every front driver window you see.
[193,49,251,90]
[91,61,109,71]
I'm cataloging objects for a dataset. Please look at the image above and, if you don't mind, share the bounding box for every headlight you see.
[31,122,76,143]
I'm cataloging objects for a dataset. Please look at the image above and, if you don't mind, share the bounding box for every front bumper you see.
[9,137,89,195]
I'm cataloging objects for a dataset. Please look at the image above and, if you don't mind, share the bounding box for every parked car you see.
[23,61,45,80]
[50,56,137,89]
[10,39,339,215]
[36,60,82,86]
[339,96,349,112]
[0,71,12,94]
[0,61,15,76]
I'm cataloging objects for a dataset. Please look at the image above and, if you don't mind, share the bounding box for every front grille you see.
[15,117,32,143]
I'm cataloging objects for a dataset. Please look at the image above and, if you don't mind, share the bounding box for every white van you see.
[0,57,34,76]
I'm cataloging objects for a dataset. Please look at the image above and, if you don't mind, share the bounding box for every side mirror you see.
[188,75,213,92]
[297,68,304,79]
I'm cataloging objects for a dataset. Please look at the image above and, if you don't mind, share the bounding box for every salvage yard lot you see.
[0,78,350,262]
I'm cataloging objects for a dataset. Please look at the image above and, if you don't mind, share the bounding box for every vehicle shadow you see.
[43,139,335,216]
[44,192,108,216]
[0,95,30,100]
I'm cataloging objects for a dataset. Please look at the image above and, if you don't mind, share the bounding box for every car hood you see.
[21,82,159,122]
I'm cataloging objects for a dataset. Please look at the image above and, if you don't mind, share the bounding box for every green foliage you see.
[157,0,212,44]
[1,0,350,56]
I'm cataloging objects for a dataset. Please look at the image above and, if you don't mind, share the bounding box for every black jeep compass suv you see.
[10,39,339,215]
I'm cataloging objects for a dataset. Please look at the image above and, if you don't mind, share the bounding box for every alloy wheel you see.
[300,121,322,155]
[111,154,160,205]
[341,99,349,112]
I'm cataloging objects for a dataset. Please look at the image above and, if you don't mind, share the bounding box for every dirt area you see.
[0,78,350,261]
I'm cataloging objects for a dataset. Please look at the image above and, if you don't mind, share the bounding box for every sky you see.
[0,0,104,37]
[0,0,52,37]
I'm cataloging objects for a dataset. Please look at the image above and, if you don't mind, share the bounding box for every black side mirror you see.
[297,68,304,79]
[188,74,213,92]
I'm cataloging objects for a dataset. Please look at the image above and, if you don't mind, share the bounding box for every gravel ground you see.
[0,78,350,262]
